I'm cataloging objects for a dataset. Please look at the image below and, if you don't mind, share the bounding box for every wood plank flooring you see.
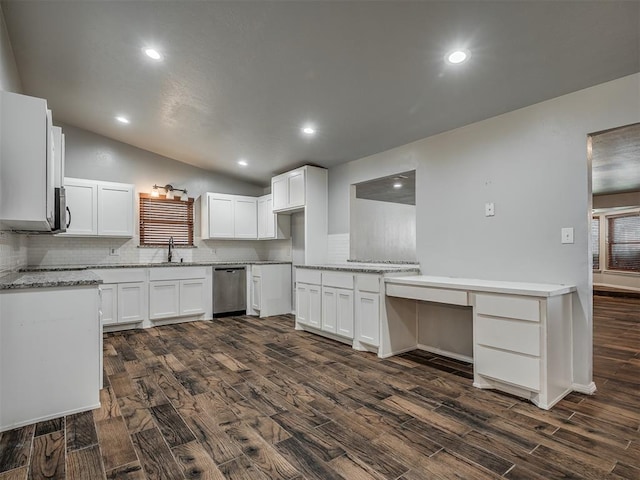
[1,294,639,479]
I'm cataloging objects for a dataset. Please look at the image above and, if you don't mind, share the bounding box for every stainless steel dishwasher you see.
[213,266,246,317]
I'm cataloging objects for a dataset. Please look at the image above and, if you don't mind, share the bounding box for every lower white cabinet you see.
[322,287,354,338]
[355,291,380,346]
[250,264,292,318]
[100,282,147,326]
[149,267,208,321]
[0,286,100,432]
[307,284,322,328]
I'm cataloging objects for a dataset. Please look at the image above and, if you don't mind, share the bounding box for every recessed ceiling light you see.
[301,125,316,136]
[393,182,403,189]
[237,159,248,167]
[144,48,162,61]
[115,116,130,124]
[446,50,469,65]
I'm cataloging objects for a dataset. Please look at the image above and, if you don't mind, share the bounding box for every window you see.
[139,194,194,246]
[607,213,640,272]
[591,217,600,270]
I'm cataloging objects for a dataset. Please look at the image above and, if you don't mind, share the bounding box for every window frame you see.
[139,193,195,247]
[605,210,640,273]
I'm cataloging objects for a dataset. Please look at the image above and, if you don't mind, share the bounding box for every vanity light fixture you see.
[446,49,470,65]
[144,48,163,61]
[151,184,189,201]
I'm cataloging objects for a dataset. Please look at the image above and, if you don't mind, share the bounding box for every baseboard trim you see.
[572,381,597,395]
[417,344,473,364]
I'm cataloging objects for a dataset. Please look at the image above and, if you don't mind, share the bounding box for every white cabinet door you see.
[265,196,276,238]
[257,196,268,239]
[149,281,180,320]
[118,282,146,323]
[234,197,257,239]
[296,283,309,325]
[179,279,206,316]
[98,184,134,237]
[100,284,118,326]
[336,289,354,339]
[308,284,322,329]
[288,169,305,208]
[272,175,288,211]
[252,276,262,311]
[321,287,337,334]
[208,194,234,238]
[356,291,380,346]
[63,179,97,235]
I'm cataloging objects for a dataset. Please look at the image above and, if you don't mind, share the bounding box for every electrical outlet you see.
[561,227,574,244]
[485,202,495,217]
[109,247,120,256]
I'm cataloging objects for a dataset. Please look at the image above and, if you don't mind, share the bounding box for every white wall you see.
[328,73,640,388]
[0,4,27,274]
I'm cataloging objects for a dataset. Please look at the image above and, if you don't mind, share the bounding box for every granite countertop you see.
[296,264,420,274]
[0,270,103,290]
[21,260,292,272]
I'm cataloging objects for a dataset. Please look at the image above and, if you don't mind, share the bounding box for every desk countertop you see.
[385,275,576,297]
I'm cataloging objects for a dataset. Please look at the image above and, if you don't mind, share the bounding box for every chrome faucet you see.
[168,236,174,263]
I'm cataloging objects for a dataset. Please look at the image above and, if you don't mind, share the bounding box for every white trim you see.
[1,403,101,433]
[417,343,473,364]
[572,381,597,395]
[377,345,415,359]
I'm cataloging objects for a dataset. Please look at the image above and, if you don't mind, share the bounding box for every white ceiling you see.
[3,1,639,187]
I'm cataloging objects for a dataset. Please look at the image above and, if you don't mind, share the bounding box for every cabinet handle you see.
[66,206,71,228]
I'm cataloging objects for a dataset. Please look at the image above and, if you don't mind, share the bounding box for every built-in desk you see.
[384,275,577,410]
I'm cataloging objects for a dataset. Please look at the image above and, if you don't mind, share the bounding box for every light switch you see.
[485,202,495,217]
[561,227,574,244]
[109,247,120,256]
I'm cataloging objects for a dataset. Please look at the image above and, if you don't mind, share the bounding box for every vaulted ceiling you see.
[3,1,639,186]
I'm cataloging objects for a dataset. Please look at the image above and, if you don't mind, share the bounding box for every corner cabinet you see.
[257,194,290,240]
[199,193,257,240]
[272,168,306,212]
[92,269,148,328]
[62,178,134,237]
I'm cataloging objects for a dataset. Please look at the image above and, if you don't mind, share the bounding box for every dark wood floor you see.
[1,295,639,480]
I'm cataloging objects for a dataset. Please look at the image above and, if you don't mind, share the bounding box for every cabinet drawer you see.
[386,284,469,306]
[296,268,321,285]
[475,294,540,322]
[356,274,380,293]
[322,272,354,289]
[149,267,207,281]
[475,315,540,356]
[475,345,540,391]
[93,268,146,284]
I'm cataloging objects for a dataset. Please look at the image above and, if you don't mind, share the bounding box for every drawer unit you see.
[94,268,146,284]
[356,274,380,293]
[322,271,354,289]
[297,268,322,284]
[475,315,540,356]
[475,293,540,322]
[475,345,540,392]
[149,266,207,281]
[386,284,469,306]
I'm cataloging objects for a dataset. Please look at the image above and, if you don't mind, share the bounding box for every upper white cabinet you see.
[272,168,306,212]
[200,193,257,240]
[258,194,290,240]
[0,92,59,231]
[270,165,328,264]
[63,178,134,237]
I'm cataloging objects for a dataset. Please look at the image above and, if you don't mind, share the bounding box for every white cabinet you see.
[200,193,257,239]
[355,291,380,347]
[250,264,292,318]
[296,283,309,325]
[307,284,322,329]
[64,179,98,235]
[336,289,355,338]
[63,178,134,237]
[0,92,58,231]
[321,288,338,333]
[95,269,148,328]
[149,267,209,321]
[271,167,306,212]
[0,286,100,432]
[258,194,290,240]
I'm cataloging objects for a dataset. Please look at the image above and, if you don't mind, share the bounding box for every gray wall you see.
[60,123,264,199]
[0,5,21,93]
[328,73,640,388]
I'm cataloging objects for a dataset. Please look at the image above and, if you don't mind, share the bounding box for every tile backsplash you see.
[26,234,292,266]
[0,230,28,273]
